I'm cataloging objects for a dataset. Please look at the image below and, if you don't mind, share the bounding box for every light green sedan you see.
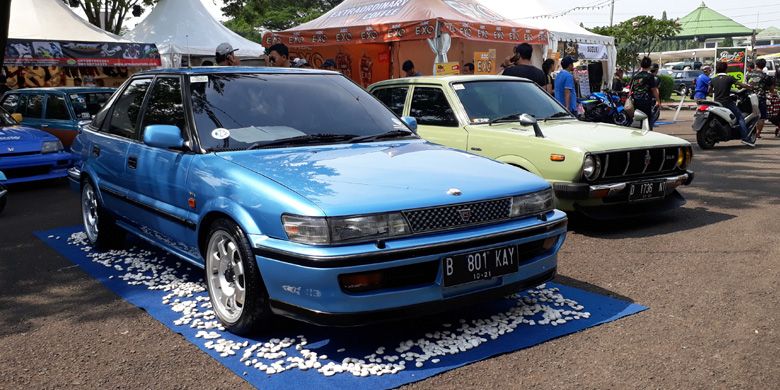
[368,75,694,218]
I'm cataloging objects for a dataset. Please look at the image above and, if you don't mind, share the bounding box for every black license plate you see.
[442,245,519,287]
[628,180,666,201]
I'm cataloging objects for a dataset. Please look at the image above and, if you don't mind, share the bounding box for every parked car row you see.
[58,67,694,335]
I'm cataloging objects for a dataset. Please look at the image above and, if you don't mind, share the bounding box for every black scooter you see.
[692,89,759,149]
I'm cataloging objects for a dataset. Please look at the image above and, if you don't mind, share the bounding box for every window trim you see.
[408,85,461,128]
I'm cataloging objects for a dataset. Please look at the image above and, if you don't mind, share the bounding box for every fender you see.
[196,196,264,238]
[494,155,544,177]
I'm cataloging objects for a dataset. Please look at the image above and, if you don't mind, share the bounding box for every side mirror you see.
[11,113,23,123]
[0,170,7,181]
[401,116,418,133]
[518,113,545,138]
[632,110,650,133]
[143,125,184,149]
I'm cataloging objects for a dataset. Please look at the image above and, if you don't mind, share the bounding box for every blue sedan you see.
[0,107,73,184]
[69,67,567,335]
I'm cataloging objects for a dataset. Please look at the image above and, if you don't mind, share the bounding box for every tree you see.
[63,0,158,35]
[221,0,344,41]
[591,16,681,71]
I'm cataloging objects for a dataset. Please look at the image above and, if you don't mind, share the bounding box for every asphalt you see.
[0,111,778,388]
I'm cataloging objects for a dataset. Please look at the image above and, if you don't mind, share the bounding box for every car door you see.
[42,93,77,148]
[126,76,196,256]
[408,85,467,148]
[88,78,152,215]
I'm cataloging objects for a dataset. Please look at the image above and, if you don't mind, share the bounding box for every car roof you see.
[370,75,533,87]
[10,87,115,93]
[137,66,339,76]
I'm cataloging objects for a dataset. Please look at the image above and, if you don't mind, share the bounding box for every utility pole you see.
[609,0,615,27]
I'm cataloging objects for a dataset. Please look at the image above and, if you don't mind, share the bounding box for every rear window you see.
[46,95,71,120]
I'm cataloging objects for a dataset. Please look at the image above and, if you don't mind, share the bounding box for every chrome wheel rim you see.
[82,184,99,243]
[206,231,246,323]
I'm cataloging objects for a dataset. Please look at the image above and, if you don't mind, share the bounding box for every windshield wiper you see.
[489,112,527,126]
[543,112,574,120]
[349,130,415,143]
[246,133,358,150]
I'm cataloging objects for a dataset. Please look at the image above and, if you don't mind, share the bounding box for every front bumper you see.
[0,151,74,184]
[553,171,694,202]
[251,211,568,326]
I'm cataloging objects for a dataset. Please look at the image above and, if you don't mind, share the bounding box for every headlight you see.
[582,155,601,181]
[41,140,63,154]
[282,213,411,245]
[510,189,554,218]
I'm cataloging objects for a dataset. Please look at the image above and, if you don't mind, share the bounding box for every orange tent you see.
[262,0,548,87]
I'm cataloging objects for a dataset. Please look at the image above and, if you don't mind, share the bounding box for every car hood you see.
[216,140,550,216]
[488,119,689,152]
[0,125,54,155]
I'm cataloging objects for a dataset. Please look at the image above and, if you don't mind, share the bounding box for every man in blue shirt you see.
[554,56,577,114]
[694,65,712,100]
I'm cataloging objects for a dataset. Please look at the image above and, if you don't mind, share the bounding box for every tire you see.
[613,112,629,126]
[81,181,124,248]
[696,120,718,149]
[679,85,689,97]
[0,193,6,214]
[204,218,273,335]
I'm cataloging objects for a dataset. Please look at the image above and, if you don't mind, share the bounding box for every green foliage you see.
[591,16,681,71]
[658,74,675,101]
[221,0,344,40]
[63,0,158,34]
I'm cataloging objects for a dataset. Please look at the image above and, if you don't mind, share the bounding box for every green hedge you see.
[658,74,675,101]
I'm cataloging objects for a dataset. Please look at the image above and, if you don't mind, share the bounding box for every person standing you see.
[215,43,241,66]
[747,59,772,139]
[542,59,555,94]
[628,57,661,130]
[402,60,422,77]
[502,43,547,88]
[554,56,577,114]
[461,62,475,75]
[712,61,754,146]
[267,43,291,67]
[694,65,712,100]
[612,68,625,92]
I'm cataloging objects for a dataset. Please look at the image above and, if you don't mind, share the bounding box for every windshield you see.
[454,80,571,124]
[70,92,113,119]
[190,73,410,151]
[0,107,16,126]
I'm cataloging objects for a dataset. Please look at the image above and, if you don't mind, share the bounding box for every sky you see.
[76,0,780,32]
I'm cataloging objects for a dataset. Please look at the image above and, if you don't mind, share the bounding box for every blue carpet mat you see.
[36,226,646,389]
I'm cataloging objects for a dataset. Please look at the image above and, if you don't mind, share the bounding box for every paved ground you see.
[1,111,778,388]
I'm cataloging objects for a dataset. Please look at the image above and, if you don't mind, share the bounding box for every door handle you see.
[470,147,482,151]
[91,145,100,157]
[40,124,49,128]
[127,156,138,170]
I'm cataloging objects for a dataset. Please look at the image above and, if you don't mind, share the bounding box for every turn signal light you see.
[542,236,558,251]
[338,272,384,293]
[550,154,566,162]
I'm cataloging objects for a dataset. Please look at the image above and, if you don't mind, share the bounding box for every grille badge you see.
[458,208,472,222]
[447,188,462,196]
[7,147,14,152]
[643,150,651,171]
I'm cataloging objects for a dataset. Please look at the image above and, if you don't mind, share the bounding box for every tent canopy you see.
[675,2,753,40]
[10,0,128,42]
[125,0,265,59]
[265,0,548,47]
[756,26,780,40]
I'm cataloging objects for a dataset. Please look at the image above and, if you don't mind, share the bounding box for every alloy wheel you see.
[206,231,246,324]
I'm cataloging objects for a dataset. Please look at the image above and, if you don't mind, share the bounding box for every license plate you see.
[628,180,666,201]
[442,245,518,287]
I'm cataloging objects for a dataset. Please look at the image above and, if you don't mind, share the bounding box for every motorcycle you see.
[0,171,7,214]
[578,90,630,126]
[692,89,759,149]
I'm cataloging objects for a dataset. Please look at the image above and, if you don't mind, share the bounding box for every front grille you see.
[403,198,511,234]
[596,147,683,182]
[2,165,52,179]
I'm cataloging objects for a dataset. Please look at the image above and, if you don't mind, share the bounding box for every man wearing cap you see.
[216,42,240,66]
[554,56,578,115]
[322,59,337,71]
[694,65,712,100]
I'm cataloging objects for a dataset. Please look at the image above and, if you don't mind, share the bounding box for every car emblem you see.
[644,150,651,171]
[458,208,472,223]
[6,147,13,152]
[447,188,462,196]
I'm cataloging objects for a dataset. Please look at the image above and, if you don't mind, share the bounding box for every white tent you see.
[9,0,129,42]
[479,0,617,88]
[124,0,265,67]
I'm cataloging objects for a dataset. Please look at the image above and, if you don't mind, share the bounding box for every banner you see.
[575,68,590,98]
[558,41,578,59]
[287,44,390,88]
[434,62,461,75]
[473,49,496,75]
[4,39,161,67]
[577,43,608,61]
[715,48,747,82]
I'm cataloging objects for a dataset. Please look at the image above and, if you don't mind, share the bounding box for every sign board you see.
[4,39,161,67]
[558,41,578,59]
[434,62,461,75]
[577,43,608,61]
[474,49,496,75]
[575,69,591,97]
[715,48,747,82]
